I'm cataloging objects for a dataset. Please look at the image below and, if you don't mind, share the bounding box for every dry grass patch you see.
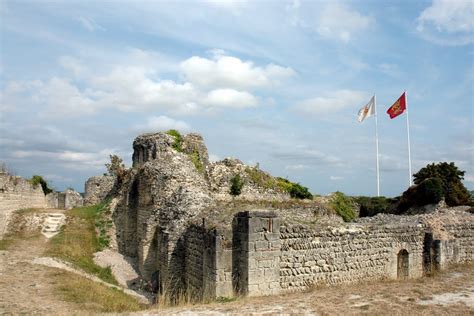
[45,203,118,285]
[51,270,146,313]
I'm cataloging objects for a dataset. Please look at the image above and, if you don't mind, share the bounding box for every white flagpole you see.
[405,90,413,186]
[374,94,380,196]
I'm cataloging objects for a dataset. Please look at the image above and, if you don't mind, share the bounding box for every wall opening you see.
[397,249,409,279]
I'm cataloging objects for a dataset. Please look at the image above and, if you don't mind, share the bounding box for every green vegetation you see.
[105,154,126,181]
[413,162,470,206]
[52,271,145,312]
[29,175,53,194]
[166,129,184,152]
[275,177,312,199]
[330,192,356,222]
[190,150,204,173]
[229,174,244,196]
[356,196,392,217]
[45,203,118,285]
[243,167,312,200]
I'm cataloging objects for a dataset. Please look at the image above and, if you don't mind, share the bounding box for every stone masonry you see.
[104,132,474,300]
[0,172,48,237]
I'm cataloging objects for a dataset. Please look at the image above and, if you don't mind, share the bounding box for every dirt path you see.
[0,209,78,315]
[149,264,474,315]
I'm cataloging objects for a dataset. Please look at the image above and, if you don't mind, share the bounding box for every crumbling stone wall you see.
[46,189,83,209]
[84,175,115,205]
[279,223,425,292]
[207,158,289,202]
[0,172,47,237]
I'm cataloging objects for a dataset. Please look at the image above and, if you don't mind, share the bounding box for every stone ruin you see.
[84,131,474,299]
[0,171,83,238]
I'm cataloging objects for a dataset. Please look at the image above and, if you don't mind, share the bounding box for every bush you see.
[274,177,312,200]
[288,183,313,199]
[166,129,183,152]
[229,174,244,196]
[105,155,125,177]
[356,196,392,217]
[398,178,444,213]
[29,175,53,195]
[413,162,470,206]
[330,192,356,222]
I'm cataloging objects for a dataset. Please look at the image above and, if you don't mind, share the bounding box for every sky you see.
[0,0,473,197]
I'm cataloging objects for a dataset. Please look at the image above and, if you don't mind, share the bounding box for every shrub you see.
[356,196,392,217]
[29,175,53,195]
[288,183,313,199]
[398,178,444,213]
[229,174,244,196]
[105,154,125,177]
[413,162,470,206]
[330,192,356,222]
[166,129,183,152]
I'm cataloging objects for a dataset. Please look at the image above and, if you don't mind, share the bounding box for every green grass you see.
[190,150,204,173]
[52,270,146,312]
[330,192,357,222]
[166,129,184,152]
[45,202,118,285]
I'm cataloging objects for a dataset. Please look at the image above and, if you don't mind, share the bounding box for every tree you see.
[105,154,126,178]
[229,174,244,196]
[30,175,53,195]
[413,162,470,206]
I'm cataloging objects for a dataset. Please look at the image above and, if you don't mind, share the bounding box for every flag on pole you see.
[357,96,375,123]
[387,92,407,119]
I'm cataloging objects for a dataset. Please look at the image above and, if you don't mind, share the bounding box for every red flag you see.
[387,92,406,119]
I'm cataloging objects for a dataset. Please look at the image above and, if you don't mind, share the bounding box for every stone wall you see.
[0,173,47,237]
[46,189,83,210]
[279,223,425,292]
[84,175,115,205]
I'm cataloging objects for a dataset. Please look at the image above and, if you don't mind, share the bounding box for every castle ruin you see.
[85,132,473,299]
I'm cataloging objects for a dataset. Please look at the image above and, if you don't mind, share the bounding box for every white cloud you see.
[3,51,295,117]
[316,3,373,42]
[143,115,191,132]
[330,175,343,181]
[293,90,368,116]
[180,54,295,90]
[416,0,474,45]
[205,89,257,108]
[77,17,105,32]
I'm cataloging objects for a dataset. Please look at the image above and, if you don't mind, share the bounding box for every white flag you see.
[357,96,375,123]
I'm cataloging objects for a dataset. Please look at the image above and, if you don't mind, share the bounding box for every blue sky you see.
[1,0,473,197]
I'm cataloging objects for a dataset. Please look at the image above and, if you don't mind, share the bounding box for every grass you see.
[51,270,146,313]
[190,150,204,173]
[0,238,13,250]
[45,202,118,285]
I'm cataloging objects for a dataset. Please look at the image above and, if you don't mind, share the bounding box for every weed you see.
[166,129,183,152]
[190,150,204,173]
[52,270,146,312]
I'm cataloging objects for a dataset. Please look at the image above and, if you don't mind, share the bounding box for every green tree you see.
[413,162,470,206]
[229,174,244,196]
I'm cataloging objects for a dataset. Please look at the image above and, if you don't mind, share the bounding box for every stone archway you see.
[397,249,409,279]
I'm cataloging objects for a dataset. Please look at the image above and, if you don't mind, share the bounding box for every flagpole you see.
[405,90,413,186]
[374,94,380,196]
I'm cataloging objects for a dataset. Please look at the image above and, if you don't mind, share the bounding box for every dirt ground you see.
[0,208,473,315]
[0,209,79,315]
[148,265,474,316]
